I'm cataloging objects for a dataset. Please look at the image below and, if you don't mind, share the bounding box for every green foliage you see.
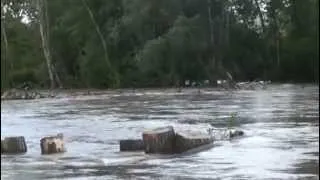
[9,68,38,85]
[1,0,318,89]
[228,112,238,129]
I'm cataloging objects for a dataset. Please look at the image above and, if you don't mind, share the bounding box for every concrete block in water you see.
[229,129,244,138]
[174,131,213,153]
[120,139,144,151]
[1,136,27,154]
[141,126,214,154]
[40,133,66,155]
[142,126,175,154]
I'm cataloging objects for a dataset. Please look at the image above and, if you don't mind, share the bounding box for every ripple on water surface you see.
[1,85,319,180]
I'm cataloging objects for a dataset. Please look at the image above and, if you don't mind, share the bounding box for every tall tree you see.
[81,0,119,87]
[36,0,61,88]
[1,0,9,88]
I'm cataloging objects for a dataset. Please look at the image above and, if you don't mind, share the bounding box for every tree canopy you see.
[1,0,318,89]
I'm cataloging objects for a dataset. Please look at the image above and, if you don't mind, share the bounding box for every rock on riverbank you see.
[1,88,54,100]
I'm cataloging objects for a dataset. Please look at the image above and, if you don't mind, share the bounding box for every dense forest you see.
[1,0,319,89]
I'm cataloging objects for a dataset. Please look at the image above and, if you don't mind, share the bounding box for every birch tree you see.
[36,0,62,89]
[81,0,119,87]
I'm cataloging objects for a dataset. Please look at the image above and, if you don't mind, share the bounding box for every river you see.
[1,84,319,180]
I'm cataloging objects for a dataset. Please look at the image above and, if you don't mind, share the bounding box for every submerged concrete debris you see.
[174,130,213,153]
[120,126,220,154]
[142,126,176,154]
[40,133,66,154]
[1,136,27,154]
[119,139,144,151]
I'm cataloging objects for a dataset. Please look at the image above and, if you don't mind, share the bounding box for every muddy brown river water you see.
[1,84,319,180]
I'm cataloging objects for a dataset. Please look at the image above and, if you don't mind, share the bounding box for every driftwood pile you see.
[1,133,65,155]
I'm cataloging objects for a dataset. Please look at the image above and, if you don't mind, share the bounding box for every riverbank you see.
[2,83,317,101]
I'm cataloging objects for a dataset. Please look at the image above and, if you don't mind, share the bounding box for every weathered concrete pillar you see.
[142,126,175,154]
[1,136,27,154]
[119,139,144,151]
[40,133,66,154]
[174,131,213,153]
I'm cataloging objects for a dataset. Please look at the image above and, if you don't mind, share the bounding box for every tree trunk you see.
[37,0,56,89]
[254,0,269,78]
[254,0,266,34]
[1,23,8,59]
[1,0,12,88]
[81,0,119,87]
[1,9,8,87]
[270,3,281,68]
[43,0,62,88]
[207,0,215,47]
[225,3,230,47]
[1,2,8,61]
[276,35,280,67]
[219,0,228,74]
[207,0,216,81]
[316,0,319,83]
